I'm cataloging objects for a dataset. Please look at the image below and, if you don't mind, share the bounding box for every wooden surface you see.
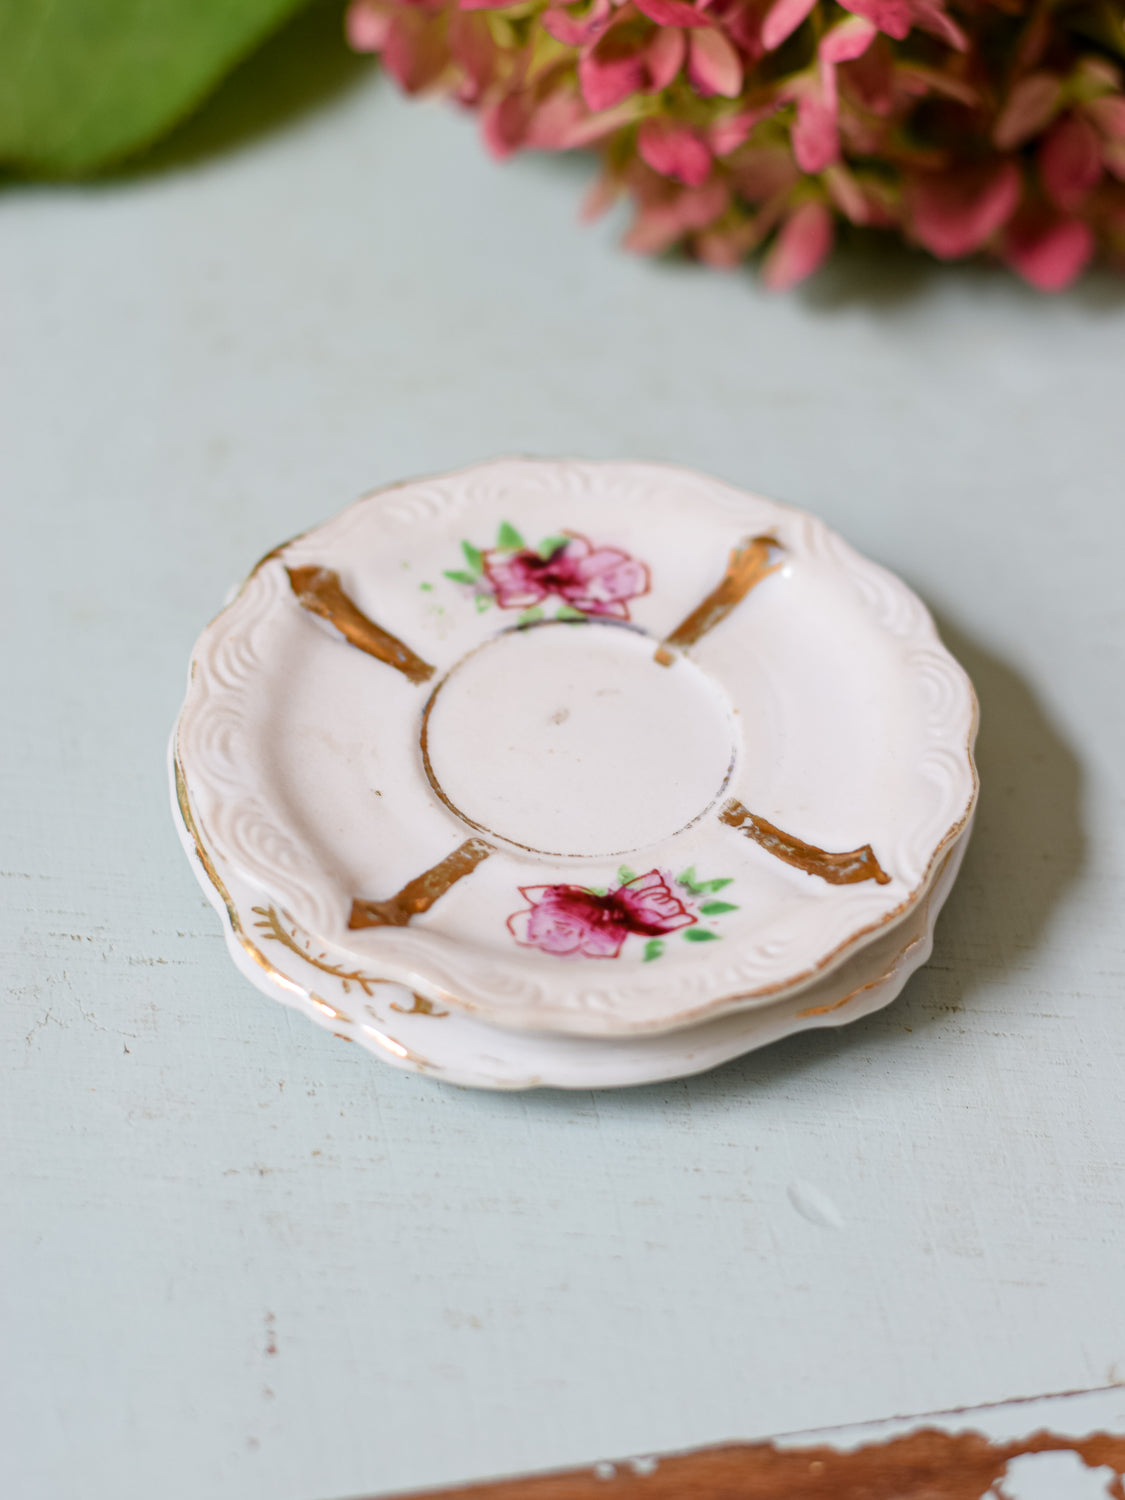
[2,13,1124,1500]
[373,1387,1125,1498]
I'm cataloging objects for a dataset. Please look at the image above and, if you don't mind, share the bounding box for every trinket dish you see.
[172,459,978,1041]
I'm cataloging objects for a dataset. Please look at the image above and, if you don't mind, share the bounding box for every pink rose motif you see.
[507,870,696,958]
[482,532,650,620]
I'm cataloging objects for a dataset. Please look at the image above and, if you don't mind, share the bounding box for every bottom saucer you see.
[172,746,968,1090]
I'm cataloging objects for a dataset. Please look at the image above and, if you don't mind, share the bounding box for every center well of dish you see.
[420,620,738,858]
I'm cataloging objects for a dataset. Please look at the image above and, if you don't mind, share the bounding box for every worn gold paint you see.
[657,535,781,663]
[720,799,891,886]
[173,755,352,1025]
[251,904,388,997]
[287,564,435,684]
[349,839,494,930]
[391,994,450,1018]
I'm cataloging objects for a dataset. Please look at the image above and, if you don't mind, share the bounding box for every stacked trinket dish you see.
[171,459,978,1090]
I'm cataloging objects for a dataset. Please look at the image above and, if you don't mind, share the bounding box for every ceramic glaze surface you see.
[422,622,737,856]
[173,460,978,1037]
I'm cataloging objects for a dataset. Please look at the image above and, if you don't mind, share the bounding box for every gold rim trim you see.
[173,750,432,1066]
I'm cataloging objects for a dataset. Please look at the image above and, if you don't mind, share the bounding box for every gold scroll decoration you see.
[287,565,435,685]
[720,799,890,886]
[349,839,494,930]
[655,535,782,666]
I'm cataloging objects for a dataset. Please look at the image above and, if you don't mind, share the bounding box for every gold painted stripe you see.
[657,535,781,663]
[287,565,435,685]
[720,799,891,886]
[348,839,494,930]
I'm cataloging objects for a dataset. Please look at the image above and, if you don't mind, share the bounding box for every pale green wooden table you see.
[3,17,1124,1500]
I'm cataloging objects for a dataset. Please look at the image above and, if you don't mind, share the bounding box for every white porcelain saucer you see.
[172,744,971,1090]
[173,460,978,1039]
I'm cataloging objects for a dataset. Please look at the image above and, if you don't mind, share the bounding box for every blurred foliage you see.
[0,0,315,175]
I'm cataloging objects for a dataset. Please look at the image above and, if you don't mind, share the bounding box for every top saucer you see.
[174,459,977,1037]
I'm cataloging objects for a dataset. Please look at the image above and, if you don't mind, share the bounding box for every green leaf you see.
[700,901,738,916]
[473,592,493,613]
[683,928,720,943]
[538,534,569,559]
[497,521,526,552]
[676,866,704,895]
[642,939,665,962]
[443,569,478,586]
[517,605,544,625]
[460,540,484,576]
[554,604,586,622]
[617,866,637,887]
[419,582,434,592]
[702,877,734,893]
[0,0,315,176]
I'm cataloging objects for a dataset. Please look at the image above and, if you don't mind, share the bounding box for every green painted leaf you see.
[555,605,586,622]
[683,928,720,942]
[517,605,544,625]
[538,534,569,559]
[461,540,484,575]
[0,0,315,175]
[443,569,477,586]
[643,939,664,962]
[473,592,493,613]
[497,521,526,552]
[419,582,434,592]
[676,866,705,894]
[700,901,738,915]
[702,877,734,893]
[617,866,637,887]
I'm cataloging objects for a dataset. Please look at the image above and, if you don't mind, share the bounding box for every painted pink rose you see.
[482,533,650,620]
[508,870,695,958]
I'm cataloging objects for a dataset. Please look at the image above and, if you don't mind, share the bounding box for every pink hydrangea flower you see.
[347,0,1125,289]
[482,532,650,618]
[508,871,696,958]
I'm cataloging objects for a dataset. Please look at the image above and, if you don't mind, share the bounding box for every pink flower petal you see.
[542,0,612,45]
[638,119,713,186]
[709,102,777,155]
[908,160,1022,258]
[688,27,742,97]
[1039,114,1103,212]
[525,90,592,150]
[762,200,835,289]
[911,1,967,51]
[1004,216,1094,292]
[634,0,710,27]
[1086,96,1125,140]
[838,0,913,42]
[382,14,450,93]
[579,41,647,112]
[993,72,1063,151]
[346,2,390,52]
[761,0,816,52]
[820,14,876,61]
[618,871,696,933]
[792,90,840,173]
[482,93,534,158]
[731,143,799,200]
[646,25,687,92]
